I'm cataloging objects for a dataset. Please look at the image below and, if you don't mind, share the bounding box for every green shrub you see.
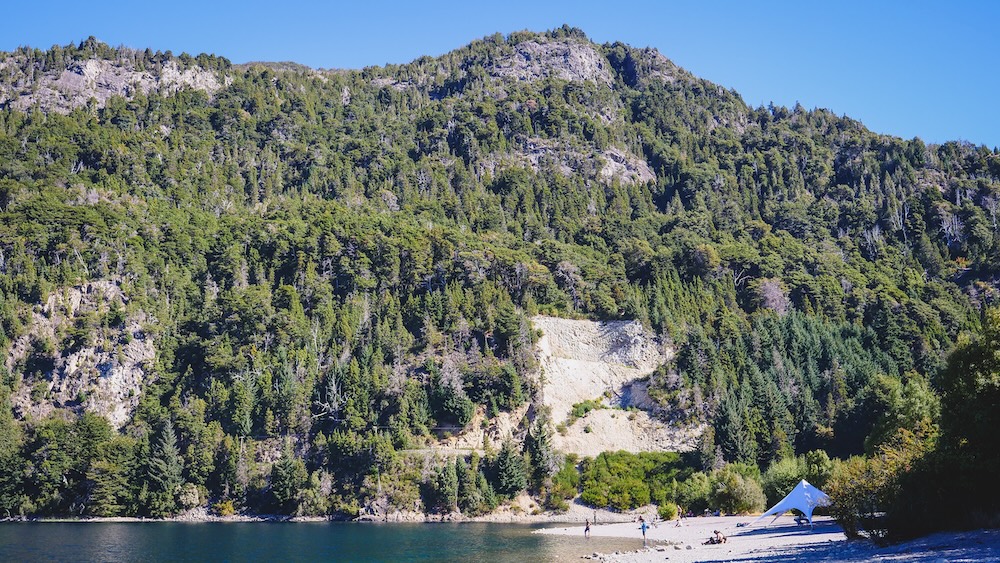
[544,492,570,512]
[804,450,834,490]
[658,501,678,521]
[762,456,805,505]
[826,426,934,541]
[212,500,236,516]
[551,454,580,500]
[568,400,603,425]
[762,450,834,506]
[710,464,766,514]
[677,471,711,513]
[31,380,48,402]
[579,451,691,511]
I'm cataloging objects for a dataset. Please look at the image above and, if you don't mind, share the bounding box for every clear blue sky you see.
[2,1,997,148]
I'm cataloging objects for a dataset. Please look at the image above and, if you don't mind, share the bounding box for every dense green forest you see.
[0,28,998,534]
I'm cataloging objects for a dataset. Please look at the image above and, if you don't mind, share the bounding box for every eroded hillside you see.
[532,316,699,456]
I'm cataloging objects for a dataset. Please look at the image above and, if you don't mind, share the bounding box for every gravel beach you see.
[536,515,1000,562]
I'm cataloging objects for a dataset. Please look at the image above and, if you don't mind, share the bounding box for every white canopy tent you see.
[752,479,831,527]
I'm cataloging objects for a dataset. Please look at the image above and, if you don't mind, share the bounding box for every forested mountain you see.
[0,27,998,526]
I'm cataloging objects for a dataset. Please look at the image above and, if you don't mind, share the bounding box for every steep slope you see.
[533,316,664,425]
[0,27,995,520]
[533,316,699,456]
[6,280,155,429]
[531,317,700,456]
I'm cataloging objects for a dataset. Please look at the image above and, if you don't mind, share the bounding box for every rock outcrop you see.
[598,147,656,185]
[484,139,656,186]
[0,57,223,113]
[490,38,613,86]
[7,280,156,429]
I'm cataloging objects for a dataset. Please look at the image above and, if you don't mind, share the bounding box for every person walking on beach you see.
[584,519,591,538]
[639,516,648,546]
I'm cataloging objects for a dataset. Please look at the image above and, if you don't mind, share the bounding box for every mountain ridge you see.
[0,26,996,528]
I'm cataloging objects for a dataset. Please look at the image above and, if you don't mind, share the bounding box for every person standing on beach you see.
[585,519,591,538]
[639,516,648,546]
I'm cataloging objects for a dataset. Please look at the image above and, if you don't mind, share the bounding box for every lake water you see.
[0,521,643,562]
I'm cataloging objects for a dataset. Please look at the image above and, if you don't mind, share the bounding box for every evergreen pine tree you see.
[494,440,527,497]
[145,420,183,516]
[433,459,458,513]
[456,456,483,515]
[525,415,557,491]
[270,445,305,514]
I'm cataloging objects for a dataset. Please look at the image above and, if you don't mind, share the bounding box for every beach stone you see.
[674,545,682,550]
[686,545,693,550]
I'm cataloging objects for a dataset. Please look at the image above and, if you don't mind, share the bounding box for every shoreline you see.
[537,515,844,562]
[0,497,656,525]
[7,512,1000,561]
[535,515,1000,562]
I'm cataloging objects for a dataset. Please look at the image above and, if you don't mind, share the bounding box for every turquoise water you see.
[0,522,642,562]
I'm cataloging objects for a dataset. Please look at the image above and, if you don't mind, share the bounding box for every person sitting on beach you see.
[703,530,727,545]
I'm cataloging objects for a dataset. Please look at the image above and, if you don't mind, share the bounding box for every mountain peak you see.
[490,33,613,86]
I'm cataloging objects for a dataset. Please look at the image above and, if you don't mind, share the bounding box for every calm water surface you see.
[0,521,643,562]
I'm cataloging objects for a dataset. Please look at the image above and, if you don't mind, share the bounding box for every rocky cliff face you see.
[490,37,614,86]
[0,57,223,113]
[487,36,684,88]
[6,280,156,429]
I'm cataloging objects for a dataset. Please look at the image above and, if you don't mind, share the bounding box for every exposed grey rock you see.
[7,280,156,429]
[0,57,222,114]
[371,77,412,91]
[484,138,655,186]
[598,148,656,186]
[491,38,613,86]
